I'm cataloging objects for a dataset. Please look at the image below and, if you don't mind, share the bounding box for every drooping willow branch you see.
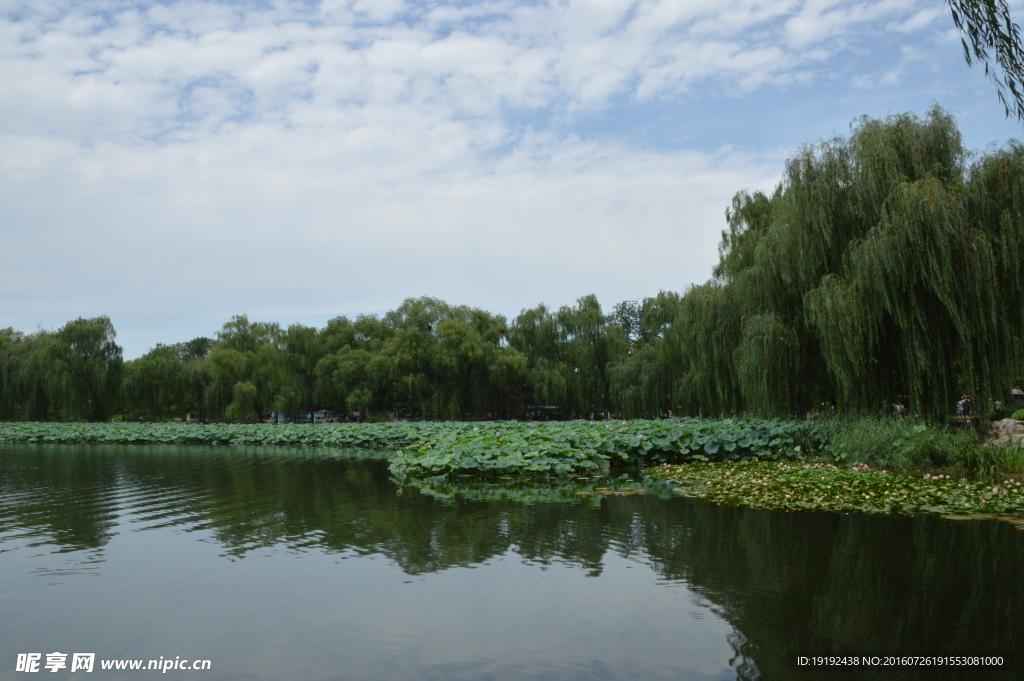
[948,0,1024,120]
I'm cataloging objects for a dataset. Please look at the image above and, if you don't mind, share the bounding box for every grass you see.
[820,415,1024,480]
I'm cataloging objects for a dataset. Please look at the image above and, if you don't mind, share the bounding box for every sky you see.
[2,0,1024,359]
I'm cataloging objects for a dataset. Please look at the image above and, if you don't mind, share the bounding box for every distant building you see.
[275,412,329,424]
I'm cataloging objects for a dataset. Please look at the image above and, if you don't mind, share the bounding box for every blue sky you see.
[2,0,1023,358]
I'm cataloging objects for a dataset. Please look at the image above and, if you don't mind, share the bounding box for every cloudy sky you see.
[2,0,1023,358]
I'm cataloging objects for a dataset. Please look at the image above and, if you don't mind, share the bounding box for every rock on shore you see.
[987,419,1024,447]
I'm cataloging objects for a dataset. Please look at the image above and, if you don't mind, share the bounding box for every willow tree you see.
[371,297,503,419]
[310,297,526,420]
[509,296,627,416]
[557,295,627,415]
[276,324,326,414]
[315,314,393,417]
[610,284,744,418]
[949,0,1024,120]
[40,317,124,421]
[605,107,1023,418]
[706,106,1024,417]
[122,338,212,420]
[0,329,65,420]
[800,110,1024,416]
[669,283,746,417]
[206,315,286,422]
[509,303,574,410]
[607,292,685,418]
[123,345,189,419]
[0,328,29,419]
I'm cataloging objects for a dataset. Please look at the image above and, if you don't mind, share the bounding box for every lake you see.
[0,444,1020,680]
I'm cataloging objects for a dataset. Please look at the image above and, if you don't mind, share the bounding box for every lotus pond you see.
[5,420,1022,519]
[0,418,827,476]
[1,441,1022,680]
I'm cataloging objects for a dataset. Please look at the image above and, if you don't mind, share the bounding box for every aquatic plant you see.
[647,461,1024,520]
[386,419,826,477]
[5,418,1022,482]
[0,419,827,477]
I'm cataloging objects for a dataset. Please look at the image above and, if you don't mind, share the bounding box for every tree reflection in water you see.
[2,443,1020,680]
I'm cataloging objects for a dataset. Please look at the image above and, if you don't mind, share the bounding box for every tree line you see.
[2,108,1022,423]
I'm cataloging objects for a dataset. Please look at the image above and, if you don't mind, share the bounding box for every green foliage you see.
[949,435,1024,478]
[225,381,259,423]
[948,0,1024,120]
[205,316,287,422]
[122,339,210,420]
[820,416,1024,479]
[6,418,1022,515]
[607,107,1024,419]
[389,418,827,477]
[1012,409,1024,419]
[510,295,626,415]
[0,328,26,420]
[0,418,827,476]
[0,295,626,422]
[0,421,423,447]
[0,318,123,421]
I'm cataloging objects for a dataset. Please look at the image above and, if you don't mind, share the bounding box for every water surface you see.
[1,444,1021,680]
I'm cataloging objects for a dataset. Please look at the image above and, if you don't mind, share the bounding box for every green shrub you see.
[1012,409,1024,420]
[823,417,950,471]
[823,416,1024,478]
[822,417,926,468]
[942,432,1003,478]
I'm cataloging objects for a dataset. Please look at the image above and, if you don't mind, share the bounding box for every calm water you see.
[0,444,1021,681]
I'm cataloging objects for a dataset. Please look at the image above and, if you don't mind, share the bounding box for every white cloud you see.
[0,0,981,356]
[891,6,945,32]
[1,121,783,352]
[0,0,942,140]
[784,0,915,48]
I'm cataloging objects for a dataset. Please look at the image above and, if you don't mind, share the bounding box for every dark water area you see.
[0,444,1021,681]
